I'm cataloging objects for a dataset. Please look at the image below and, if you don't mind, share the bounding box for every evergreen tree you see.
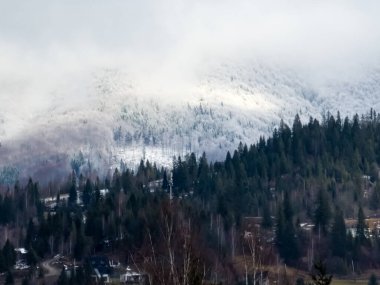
[5,270,13,285]
[330,208,346,258]
[112,168,121,192]
[26,247,38,266]
[57,268,68,285]
[82,179,92,207]
[308,261,332,285]
[162,170,169,191]
[283,190,293,221]
[314,188,331,234]
[370,183,380,210]
[296,278,305,285]
[275,193,299,262]
[25,218,35,249]
[356,206,368,246]
[197,153,210,198]
[261,201,272,229]
[68,181,77,207]
[369,274,378,285]
[2,240,16,269]
[0,251,5,273]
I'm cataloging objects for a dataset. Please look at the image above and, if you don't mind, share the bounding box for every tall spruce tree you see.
[261,201,272,229]
[356,206,368,246]
[276,191,299,262]
[370,183,380,210]
[369,274,378,285]
[308,261,333,285]
[330,208,346,258]
[314,187,331,234]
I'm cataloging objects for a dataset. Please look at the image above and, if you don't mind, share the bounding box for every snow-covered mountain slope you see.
[1,61,380,183]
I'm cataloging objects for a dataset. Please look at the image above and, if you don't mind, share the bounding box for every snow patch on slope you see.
[1,61,380,182]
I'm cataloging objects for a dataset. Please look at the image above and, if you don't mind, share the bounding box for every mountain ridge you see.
[1,61,380,183]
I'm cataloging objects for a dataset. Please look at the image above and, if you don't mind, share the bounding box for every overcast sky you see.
[0,0,380,114]
[1,1,380,71]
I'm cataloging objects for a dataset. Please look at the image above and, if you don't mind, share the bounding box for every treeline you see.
[169,109,380,273]
[3,110,380,283]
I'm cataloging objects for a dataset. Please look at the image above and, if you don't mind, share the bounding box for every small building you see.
[87,256,112,283]
[14,248,29,270]
[99,189,110,197]
[120,267,148,285]
[146,179,163,193]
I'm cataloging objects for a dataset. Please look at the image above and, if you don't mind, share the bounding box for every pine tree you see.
[330,208,346,258]
[25,218,35,249]
[369,274,378,285]
[275,192,299,262]
[314,188,331,234]
[68,181,77,207]
[5,270,13,285]
[308,261,332,285]
[261,201,272,229]
[162,170,169,191]
[82,178,92,207]
[370,183,380,210]
[57,268,68,285]
[356,206,368,246]
[2,240,16,269]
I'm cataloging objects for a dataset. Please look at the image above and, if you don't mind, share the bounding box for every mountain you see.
[1,60,380,184]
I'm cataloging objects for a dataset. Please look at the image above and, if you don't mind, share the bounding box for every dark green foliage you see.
[369,274,378,285]
[313,188,331,234]
[2,240,16,269]
[356,206,368,246]
[25,219,35,249]
[187,256,203,285]
[261,201,272,229]
[70,152,85,176]
[370,183,380,210]
[326,257,347,275]
[296,278,305,285]
[275,192,300,263]
[330,208,346,258]
[26,247,39,266]
[68,176,77,207]
[3,110,380,279]
[5,270,14,285]
[0,166,19,186]
[308,261,333,285]
[162,170,169,190]
[57,268,68,285]
[82,178,93,207]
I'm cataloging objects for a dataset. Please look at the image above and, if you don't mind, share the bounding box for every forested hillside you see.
[2,110,380,284]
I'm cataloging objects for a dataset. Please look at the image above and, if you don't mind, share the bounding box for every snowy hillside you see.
[1,61,380,183]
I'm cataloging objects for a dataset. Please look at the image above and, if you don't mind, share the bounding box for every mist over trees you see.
[2,110,380,283]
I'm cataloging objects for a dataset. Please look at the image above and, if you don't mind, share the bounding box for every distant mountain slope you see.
[1,61,380,183]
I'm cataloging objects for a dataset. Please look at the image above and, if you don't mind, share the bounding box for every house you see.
[99,189,110,197]
[14,248,29,270]
[87,256,112,283]
[300,223,314,231]
[146,179,163,193]
[120,267,148,285]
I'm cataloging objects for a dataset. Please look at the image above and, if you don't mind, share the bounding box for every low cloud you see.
[0,0,380,139]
